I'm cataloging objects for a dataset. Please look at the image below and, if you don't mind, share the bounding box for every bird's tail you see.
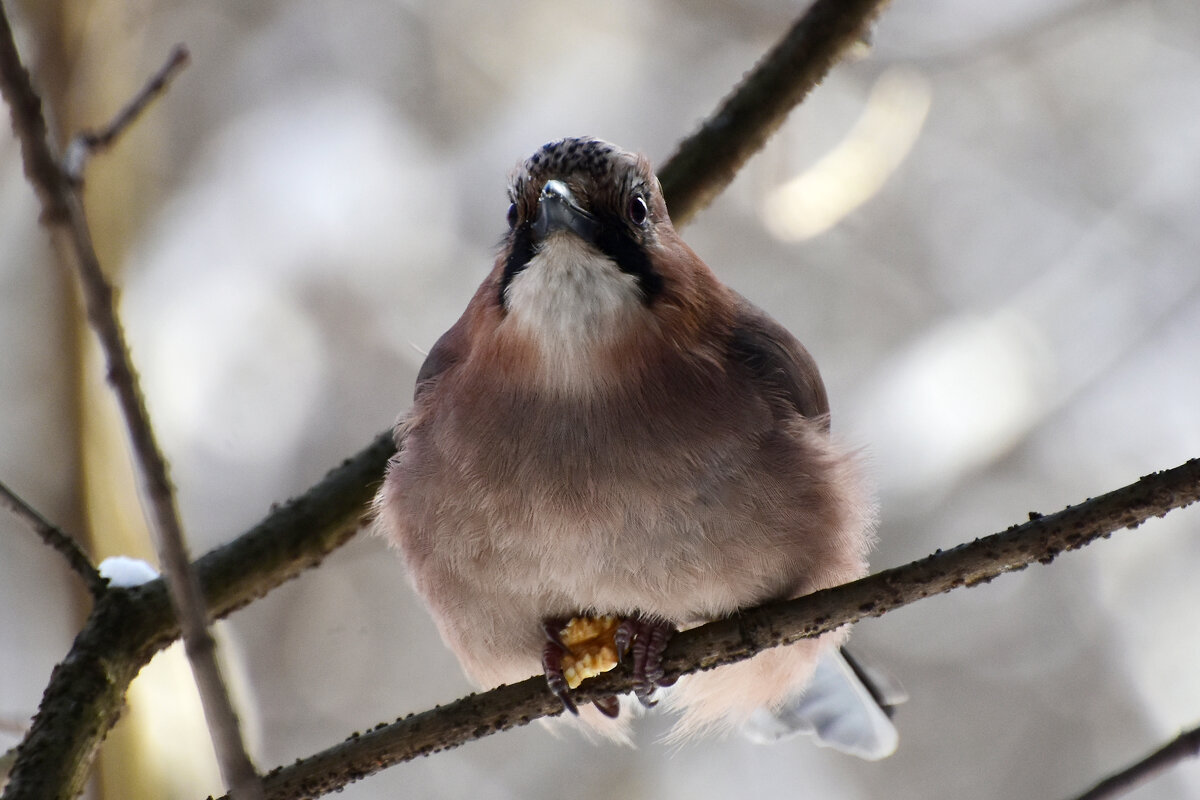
[742,647,904,760]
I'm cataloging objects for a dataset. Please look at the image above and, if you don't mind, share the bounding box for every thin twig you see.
[0,14,261,800]
[0,479,105,598]
[0,4,69,222]
[0,0,899,789]
[235,459,1200,800]
[659,0,893,226]
[62,45,189,182]
[1067,723,1200,800]
[1,433,387,800]
[3,1,1195,798]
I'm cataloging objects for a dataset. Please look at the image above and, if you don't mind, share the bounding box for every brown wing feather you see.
[726,295,830,427]
[413,319,467,401]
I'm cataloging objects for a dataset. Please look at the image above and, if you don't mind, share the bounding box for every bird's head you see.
[487,139,725,384]
[500,137,669,312]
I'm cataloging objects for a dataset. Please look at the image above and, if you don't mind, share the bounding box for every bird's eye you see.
[506,203,519,229]
[628,195,648,226]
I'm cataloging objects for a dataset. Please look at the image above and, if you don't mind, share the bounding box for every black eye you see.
[506,203,518,229]
[628,195,648,226]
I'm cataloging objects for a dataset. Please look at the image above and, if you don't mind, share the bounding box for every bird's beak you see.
[532,179,599,245]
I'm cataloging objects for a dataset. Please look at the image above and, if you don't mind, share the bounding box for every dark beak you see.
[532,179,599,245]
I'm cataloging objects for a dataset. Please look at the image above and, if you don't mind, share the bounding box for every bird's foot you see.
[541,613,678,714]
[615,615,676,707]
[542,614,677,714]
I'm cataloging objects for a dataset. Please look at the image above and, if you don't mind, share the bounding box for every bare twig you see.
[0,479,105,598]
[1,433,388,800]
[658,0,893,226]
[0,13,260,800]
[4,1,1195,798]
[62,45,189,182]
[233,459,1200,800]
[0,0,900,790]
[0,4,69,222]
[1067,723,1200,800]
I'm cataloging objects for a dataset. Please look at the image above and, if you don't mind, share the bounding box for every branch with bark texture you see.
[3,1,1196,800]
[225,459,1200,800]
[0,0,895,795]
[660,0,892,226]
[0,12,260,800]
[1,435,389,800]
[0,478,105,598]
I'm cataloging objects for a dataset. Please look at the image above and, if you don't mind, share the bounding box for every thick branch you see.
[1,0,891,792]
[3,0,1190,797]
[1068,723,1200,800]
[0,478,105,598]
[0,16,259,799]
[1,433,391,800]
[237,459,1200,800]
[658,0,892,225]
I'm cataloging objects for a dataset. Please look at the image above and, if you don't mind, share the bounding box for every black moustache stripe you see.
[499,223,536,307]
[594,218,663,304]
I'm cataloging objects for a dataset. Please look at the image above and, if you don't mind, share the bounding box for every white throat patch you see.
[503,234,645,386]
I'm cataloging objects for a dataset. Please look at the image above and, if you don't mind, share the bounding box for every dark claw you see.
[542,637,578,716]
[543,614,674,714]
[615,619,635,659]
[542,617,569,648]
[619,616,676,707]
[593,695,621,718]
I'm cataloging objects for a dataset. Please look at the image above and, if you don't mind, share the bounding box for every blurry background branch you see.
[2,0,1198,799]
[660,0,890,226]
[61,44,189,182]
[0,478,105,598]
[1069,722,1200,800]
[0,0,900,793]
[0,433,390,800]
[0,12,259,799]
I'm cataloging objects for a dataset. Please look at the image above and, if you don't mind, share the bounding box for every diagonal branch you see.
[1066,722,1200,800]
[0,2,70,222]
[0,478,106,598]
[1,433,390,800]
[3,0,1187,797]
[61,44,189,181]
[234,459,1200,800]
[659,0,893,226]
[0,14,260,800]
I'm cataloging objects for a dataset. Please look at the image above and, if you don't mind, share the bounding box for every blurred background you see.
[2,0,1198,797]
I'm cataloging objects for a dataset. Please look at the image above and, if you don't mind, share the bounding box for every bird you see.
[374,136,897,756]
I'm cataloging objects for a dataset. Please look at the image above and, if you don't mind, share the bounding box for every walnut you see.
[559,615,621,689]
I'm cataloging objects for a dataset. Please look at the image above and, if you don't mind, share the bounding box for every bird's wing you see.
[413,317,468,401]
[726,295,830,425]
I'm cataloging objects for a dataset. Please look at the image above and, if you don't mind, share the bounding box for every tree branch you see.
[1067,722,1200,800]
[658,0,892,226]
[231,459,1200,800]
[0,15,260,799]
[1,433,392,800]
[4,0,1191,798]
[0,478,106,598]
[61,44,189,182]
[2,0,898,791]
[0,2,70,222]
